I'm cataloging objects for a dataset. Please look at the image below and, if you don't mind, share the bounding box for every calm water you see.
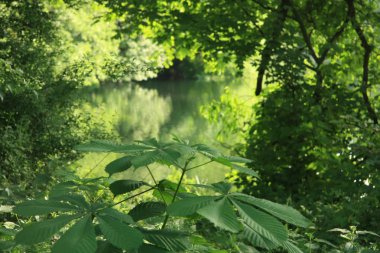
[76,78,243,183]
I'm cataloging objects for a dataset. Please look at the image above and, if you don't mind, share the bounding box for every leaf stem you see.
[109,187,155,208]
[161,161,189,229]
[186,160,213,171]
[83,153,110,178]
[146,165,167,205]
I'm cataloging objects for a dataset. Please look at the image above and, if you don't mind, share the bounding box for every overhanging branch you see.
[346,0,378,124]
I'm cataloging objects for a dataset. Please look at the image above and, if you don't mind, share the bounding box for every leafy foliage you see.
[105,0,380,244]
[6,137,311,252]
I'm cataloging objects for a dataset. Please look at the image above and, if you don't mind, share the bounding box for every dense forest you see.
[1,0,380,252]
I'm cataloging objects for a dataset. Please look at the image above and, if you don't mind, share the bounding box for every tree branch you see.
[290,3,318,62]
[255,0,290,95]
[346,0,378,124]
[291,1,349,101]
[318,8,350,64]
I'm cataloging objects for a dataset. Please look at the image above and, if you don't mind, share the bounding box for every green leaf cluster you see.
[7,138,311,252]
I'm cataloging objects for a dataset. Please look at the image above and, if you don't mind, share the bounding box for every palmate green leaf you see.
[158,179,187,192]
[191,144,221,158]
[281,240,304,253]
[109,180,146,196]
[167,196,217,216]
[242,224,277,250]
[224,156,253,163]
[197,197,242,233]
[128,201,166,222]
[232,200,288,245]
[171,143,196,159]
[51,194,90,209]
[97,215,143,250]
[96,241,122,253]
[153,189,174,204]
[236,242,260,253]
[131,150,160,168]
[142,229,189,252]
[211,156,259,178]
[14,200,79,216]
[98,208,134,224]
[155,179,194,202]
[52,215,97,253]
[136,243,171,253]
[211,182,232,194]
[105,156,133,176]
[15,214,80,245]
[231,164,260,178]
[131,149,181,168]
[49,181,79,198]
[130,138,181,168]
[156,149,182,166]
[231,193,312,228]
[136,138,159,147]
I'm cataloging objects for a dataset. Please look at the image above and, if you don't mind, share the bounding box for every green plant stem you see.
[109,187,155,208]
[186,160,213,171]
[161,167,187,229]
[146,165,167,205]
[83,153,110,178]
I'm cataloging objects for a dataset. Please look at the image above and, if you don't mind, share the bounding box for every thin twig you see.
[186,160,213,171]
[161,160,190,229]
[109,187,155,208]
[83,153,110,178]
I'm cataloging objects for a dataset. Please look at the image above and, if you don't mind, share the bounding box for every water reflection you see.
[77,78,241,182]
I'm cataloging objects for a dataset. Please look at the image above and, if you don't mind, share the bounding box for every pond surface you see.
[76,78,244,183]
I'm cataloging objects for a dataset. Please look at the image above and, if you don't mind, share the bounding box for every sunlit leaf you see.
[242,224,277,250]
[109,180,146,196]
[167,196,217,216]
[231,193,312,228]
[97,215,143,250]
[211,182,232,194]
[52,215,97,253]
[281,240,304,253]
[105,156,133,176]
[51,194,90,209]
[224,156,253,163]
[98,208,134,224]
[14,200,79,216]
[230,164,259,178]
[197,197,242,233]
[142,229,189,252]
[15,215,79,245]
[128,201,166,221]
[232,200,288,245]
